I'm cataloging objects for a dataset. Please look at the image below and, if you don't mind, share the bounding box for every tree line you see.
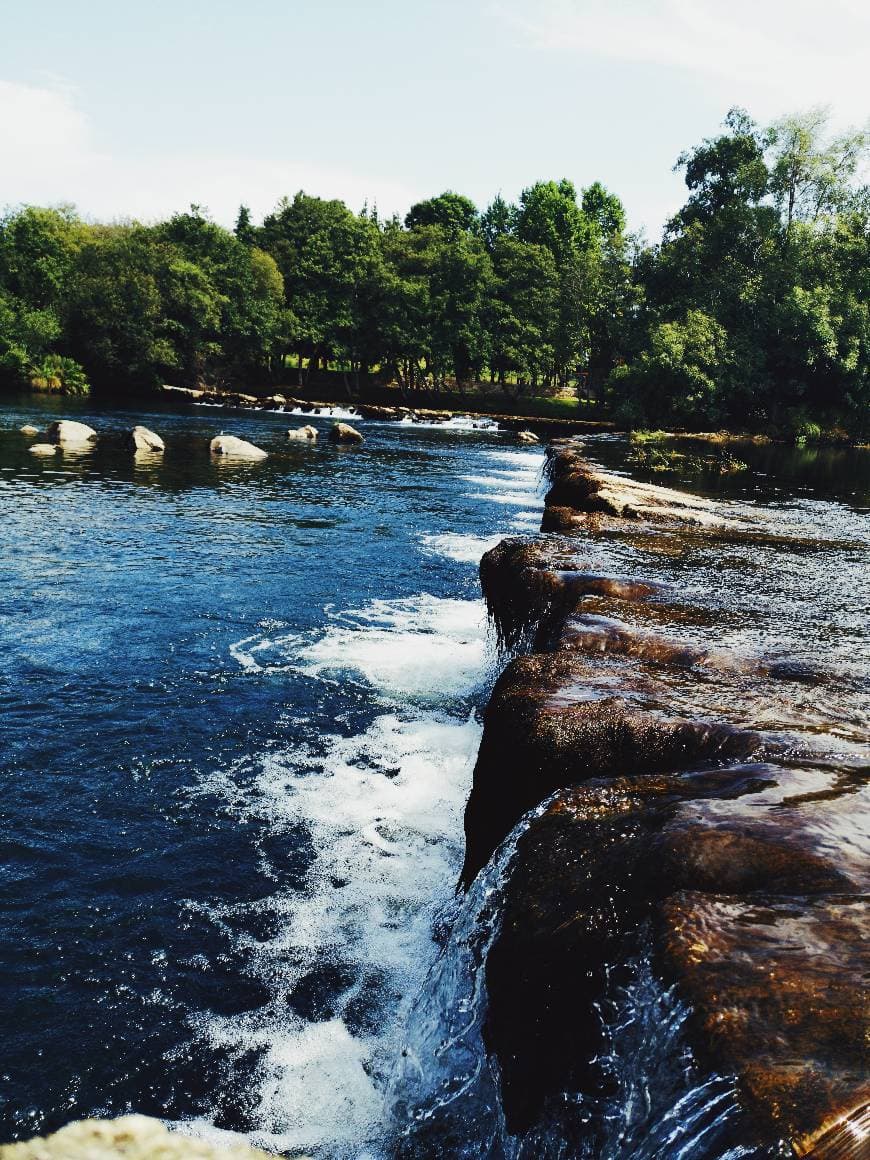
[1,107,867,434]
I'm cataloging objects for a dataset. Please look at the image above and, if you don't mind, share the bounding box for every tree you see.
[768,109,870,238]
[582,182,626,236]
[404,191,479,234]
[487,236,559,392]
[260,192,381,383]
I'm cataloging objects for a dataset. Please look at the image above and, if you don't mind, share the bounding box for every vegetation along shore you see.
[2,107,868,442]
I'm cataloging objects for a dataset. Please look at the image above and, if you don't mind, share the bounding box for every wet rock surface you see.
[464,441,869,1154]
[0,1115,276,1158]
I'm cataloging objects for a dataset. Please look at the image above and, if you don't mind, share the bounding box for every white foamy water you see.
[461,448,544,515]
[288,405,361,420]
[189,708,482,1157]
[419,532,504,564]
[399,414,500,431]
[231,595,489,701]
[189,592,494,1155]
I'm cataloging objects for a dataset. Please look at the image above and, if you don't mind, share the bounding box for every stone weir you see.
[463,442,869,1158]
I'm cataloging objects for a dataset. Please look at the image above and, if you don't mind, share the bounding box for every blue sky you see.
[2,0,867,238]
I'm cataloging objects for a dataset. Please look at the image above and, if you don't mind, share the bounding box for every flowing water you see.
[0,401,867,1158]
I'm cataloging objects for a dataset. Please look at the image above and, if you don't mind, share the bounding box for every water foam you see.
[288,406,361,420]
[189,588,496,1155]
[419,533,504,564]
[399,415,500,431]
[231,595,489,701]
[189,709,482,1157]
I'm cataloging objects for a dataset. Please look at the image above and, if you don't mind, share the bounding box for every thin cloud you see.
[505,0,870,125]
[0,80,421,225]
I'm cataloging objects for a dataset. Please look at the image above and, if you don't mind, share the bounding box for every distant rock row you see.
[18,418,368,459]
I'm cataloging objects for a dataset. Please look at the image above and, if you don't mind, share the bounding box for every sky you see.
[1,0,868,239]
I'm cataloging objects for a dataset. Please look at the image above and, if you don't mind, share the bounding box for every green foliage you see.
[28,353,90,396]
[0,106,867,436]
[404,192,479,234]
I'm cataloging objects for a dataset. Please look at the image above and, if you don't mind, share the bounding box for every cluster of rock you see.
[0,1115,279,1159]
[19,418,366,461]
[461,441,869,1156]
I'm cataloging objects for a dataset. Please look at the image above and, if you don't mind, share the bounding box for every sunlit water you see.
[0,397,542,1156]
[1,401,867,1158]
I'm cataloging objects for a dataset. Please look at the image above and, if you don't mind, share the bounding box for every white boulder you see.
[29,443,58,457]
[287,425,318,441]
[45,420,98,446]
[125,425,165,452]
[209,434,268,459]
[329,422,364,444]
[19,424,40,436]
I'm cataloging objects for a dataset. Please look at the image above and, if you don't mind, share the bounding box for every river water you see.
[0,400,867,1158]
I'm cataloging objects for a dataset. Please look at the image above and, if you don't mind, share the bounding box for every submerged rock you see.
[209,435,268,459]
[28,442,59,456]
[45,420,97,446]
[287,424,318,441]
[0,1115,275,1158]
[661,893,870,1152]
[329,422,364,444]
[19,424,40,436]
[124,425,165,453]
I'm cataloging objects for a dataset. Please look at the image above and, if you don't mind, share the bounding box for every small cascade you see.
[390,871,784,1160]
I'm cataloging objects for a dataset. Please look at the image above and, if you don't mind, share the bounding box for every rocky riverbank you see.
[462,441,869,1157]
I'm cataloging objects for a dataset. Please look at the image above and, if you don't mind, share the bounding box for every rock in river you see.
[45,420,98,446]
[329,422,364,444]
[124,425,165,453]
[209,434,268,460]
[287,424,318,441]
[0,1114,275,1158]
[28,443,59,456]
[19,424,40,436]
[517,429,540,443]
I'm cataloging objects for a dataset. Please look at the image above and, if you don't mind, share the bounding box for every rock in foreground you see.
[125,425,165,453]
[28,443,58,456]
[45,420,97,446]
[329,422,364,444]
[0,1115,274,1159]
[209,435,267,459]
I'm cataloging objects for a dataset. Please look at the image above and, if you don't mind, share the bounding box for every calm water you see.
[1,399,868,1158]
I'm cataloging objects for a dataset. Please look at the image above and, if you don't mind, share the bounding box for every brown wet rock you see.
[654,824,854,895]
[460,651,762,884]
[659,893,870,1150]
[484,770,788,1135]
[480,538,665,650]
[542,444,736,529]
[539,503,585,533]
[558,612,707,668]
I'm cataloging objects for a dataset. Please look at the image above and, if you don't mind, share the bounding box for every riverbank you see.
[456,442,869,1157]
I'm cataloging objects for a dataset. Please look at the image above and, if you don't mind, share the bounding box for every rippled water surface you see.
[0,397,546,1155]
[1,400,868,1158]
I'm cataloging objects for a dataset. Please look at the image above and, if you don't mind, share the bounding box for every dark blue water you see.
[0,397,544,1155]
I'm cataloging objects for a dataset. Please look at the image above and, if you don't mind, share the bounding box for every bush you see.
[28,354,90,396]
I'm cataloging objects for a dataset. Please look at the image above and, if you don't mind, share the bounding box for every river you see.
[0,399,867,1158]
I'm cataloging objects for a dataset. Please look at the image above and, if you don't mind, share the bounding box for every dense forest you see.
[1,108,868,435]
